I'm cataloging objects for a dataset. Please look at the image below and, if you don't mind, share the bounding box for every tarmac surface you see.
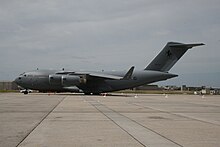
[0,93,220,147]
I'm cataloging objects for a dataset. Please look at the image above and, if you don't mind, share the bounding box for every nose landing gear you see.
[20,89,32,94]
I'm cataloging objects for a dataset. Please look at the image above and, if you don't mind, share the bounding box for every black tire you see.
[24,91,28,94]
[93,93,100,95]
[84,93,91,95]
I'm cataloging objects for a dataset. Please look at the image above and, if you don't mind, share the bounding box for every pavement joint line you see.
[184,101,220,108]
[101,101,183,147]
[134,102,220,126]
[116,112,184,147]
[15,96,67,147]
[84,97,182,147]
[2,93,220,146]
[131,102,220,126]
[173,112,220,126]
[2,111,220,113]
[83,97,146,147]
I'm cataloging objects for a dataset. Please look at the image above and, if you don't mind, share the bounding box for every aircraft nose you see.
[14,77,21,84]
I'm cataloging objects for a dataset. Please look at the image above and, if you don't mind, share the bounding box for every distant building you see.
[180,85,220,95]
[210,88,220,95]
[201,87,210,95]
[135,85,162,90]
[0,81,19,90]
[181,85,187,91]
[163,85,180,90]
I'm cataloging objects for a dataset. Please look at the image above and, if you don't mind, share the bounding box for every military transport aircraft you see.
[14,42,204,95]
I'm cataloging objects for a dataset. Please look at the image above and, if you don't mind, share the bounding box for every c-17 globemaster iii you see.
[14,42,204,95]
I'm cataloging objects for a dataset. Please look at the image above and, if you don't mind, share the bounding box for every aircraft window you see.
[50,77,54,79]
[24,74,27,77]
[63,78,66,80]
[18,77,21,79]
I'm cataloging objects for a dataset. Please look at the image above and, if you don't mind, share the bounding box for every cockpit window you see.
[19,72,25,76]
[19,73,29,77]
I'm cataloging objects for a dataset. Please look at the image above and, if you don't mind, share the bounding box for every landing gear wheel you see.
[24,91,28,95]
[93,93,100,95]
[84,93,91,95]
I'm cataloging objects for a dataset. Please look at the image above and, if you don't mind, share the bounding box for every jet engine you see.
[49,74,87,86]
[49,74,62,85]
[61,75,81,86]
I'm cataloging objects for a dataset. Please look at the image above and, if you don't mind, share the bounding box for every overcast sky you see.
[0,0,220,87]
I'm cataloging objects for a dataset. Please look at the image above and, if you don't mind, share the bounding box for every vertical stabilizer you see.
[145,42,204,72]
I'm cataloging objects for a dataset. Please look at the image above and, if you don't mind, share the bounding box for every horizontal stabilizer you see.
[169,43,205,49]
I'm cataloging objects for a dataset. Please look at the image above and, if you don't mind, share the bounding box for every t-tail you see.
[145,42,205,72]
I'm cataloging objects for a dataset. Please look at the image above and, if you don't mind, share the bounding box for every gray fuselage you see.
[14,69,176,94]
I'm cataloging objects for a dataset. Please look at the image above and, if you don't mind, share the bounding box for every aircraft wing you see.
[56,71,123,80]
[87,72,123,80]
[56,66,135,80]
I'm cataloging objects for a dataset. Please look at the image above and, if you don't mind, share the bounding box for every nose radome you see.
[14,77,21,84]
[14,78,18,84]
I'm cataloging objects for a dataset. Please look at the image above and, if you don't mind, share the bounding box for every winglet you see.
[122,66,135,80]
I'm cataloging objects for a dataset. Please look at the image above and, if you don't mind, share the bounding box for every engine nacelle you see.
[49,74,86,86]
[49,74,62,85]
[61,75,80,86]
